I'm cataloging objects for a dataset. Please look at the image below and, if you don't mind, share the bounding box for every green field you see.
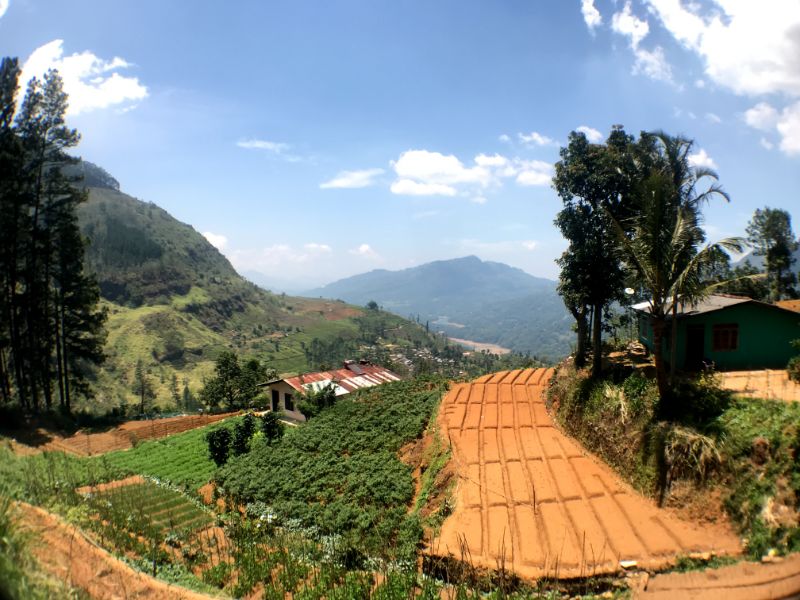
[101,417,239,490]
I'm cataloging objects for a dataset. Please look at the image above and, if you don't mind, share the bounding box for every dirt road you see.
[432,368,741,580]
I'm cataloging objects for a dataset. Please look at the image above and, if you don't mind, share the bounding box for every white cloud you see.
[518,131,555,146]
[744,102,779,131]
[581,0,603,32]
[202,232,228,251]
[0,0,8,19]
[471,195,488,205]
[522,240,538,250]
[319,168,384,189]
[474,153,509,167]
[303,243,332,253]
[694,79,706,89]
[237,139,289,152]
[515,159,554,186]
[744,101,800,155]
[20,40,147,115]
[645,0,800,97]
[610,2,673,83]
[687,148,717,169]
[576,125,603,143]
[390,179,457,197]
[776,101,800,155]
[349,243,380,260]
[389,149,553,196]
[705,112,722,124]
[611,2,650,49]
[760,137,774,150]
[498,134,511,143]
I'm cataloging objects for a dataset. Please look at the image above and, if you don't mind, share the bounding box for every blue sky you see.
[3,0,799,289]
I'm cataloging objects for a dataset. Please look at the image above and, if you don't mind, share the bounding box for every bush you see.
[298,382,338,419]
[231,414,256,456]
[205,428,231,467]
[788,355,800,384]
[260,412,284,444]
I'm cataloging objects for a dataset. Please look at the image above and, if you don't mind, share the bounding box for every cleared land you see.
[12,412,237,456]
[448,337,512,355]
[720,369,800,403]
[432,368,741,580]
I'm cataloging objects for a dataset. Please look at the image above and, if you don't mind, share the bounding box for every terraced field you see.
[432,368,741,580]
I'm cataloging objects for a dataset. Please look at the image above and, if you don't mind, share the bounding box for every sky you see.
[2,0,800,290]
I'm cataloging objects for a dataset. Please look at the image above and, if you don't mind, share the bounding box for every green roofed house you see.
[632,294,800,371]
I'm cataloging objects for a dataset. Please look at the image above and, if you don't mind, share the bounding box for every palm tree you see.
[611,133,742,401]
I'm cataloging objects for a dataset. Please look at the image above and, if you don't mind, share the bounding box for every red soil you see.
[12,411,238,457]
[633,552,800,599]
[15,502,217,599]
[431,368,742,580]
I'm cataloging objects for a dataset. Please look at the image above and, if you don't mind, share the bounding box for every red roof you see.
[281,362,401,396]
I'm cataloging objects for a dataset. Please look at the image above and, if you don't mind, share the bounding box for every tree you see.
[298,381,338,419]
[200,351,273,409]
[132,359,155,414]
[553,127,633,376]
[745,207,798,301]
[169,373,180,407]
[206,427,232,467]
[231,413,256,456]
[0,59,105,413]
[181,377,194,410]
[260,411,284,444]
[610,131,741,401]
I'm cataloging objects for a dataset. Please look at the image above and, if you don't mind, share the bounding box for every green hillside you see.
[75,164,525,412]
[308,255,574,360]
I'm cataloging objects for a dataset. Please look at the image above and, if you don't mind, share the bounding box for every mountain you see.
[308,256,574,359]
[74,163,519,412]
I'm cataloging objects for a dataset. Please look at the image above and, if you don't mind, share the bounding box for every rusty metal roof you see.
[280,362,401,396]
[776,299,800,313]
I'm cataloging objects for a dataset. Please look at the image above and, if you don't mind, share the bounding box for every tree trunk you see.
[652,318,670,402]
[591,303,603,378]
[54,289,66,411]
[668,298,678,382]
[570,305,588,368]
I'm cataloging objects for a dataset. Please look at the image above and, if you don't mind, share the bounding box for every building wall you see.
[639,303,799,371]
[265,381,306,422]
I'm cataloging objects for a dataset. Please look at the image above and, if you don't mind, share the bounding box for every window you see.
[284,392,294,411]
[712,324,738,352]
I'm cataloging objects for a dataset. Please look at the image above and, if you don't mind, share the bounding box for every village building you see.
[262,360,401,421]
[633,294,800,371]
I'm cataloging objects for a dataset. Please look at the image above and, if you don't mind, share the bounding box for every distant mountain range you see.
[307,256,574,360]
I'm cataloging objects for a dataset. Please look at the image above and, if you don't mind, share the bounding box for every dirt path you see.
[15,502,220,599]
[431,368,741,580]
[633,552,800,599]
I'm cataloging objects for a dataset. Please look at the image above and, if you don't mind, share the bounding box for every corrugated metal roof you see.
[632,294,750,317]
[280,362,401,396]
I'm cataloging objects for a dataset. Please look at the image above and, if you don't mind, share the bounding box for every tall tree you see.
[132,359,155,414]
[611,132,740,401]
[745,207,798,301]
[553,127,632,376]
[0,60,106,412]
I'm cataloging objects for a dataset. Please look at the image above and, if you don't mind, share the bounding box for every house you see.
[262,360,401,421]
[633,294,800,371]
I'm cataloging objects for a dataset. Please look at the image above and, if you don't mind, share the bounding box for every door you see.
[271,389,279,411]
[685,324,705,370]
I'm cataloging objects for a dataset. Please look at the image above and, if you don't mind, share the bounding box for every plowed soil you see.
[11,411,237,456]
[15,502,217,599]
[431,368,742,580]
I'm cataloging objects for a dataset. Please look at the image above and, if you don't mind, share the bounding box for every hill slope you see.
[308,256,573,359]
[74,163,520,412]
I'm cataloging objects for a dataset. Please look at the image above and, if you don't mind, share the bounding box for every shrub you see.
[231,414,256,456]
[788,355,800,384]
[260,412,284,444]
[206,428,231,467]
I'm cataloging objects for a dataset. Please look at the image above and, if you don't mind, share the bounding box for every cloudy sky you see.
[3,1,799,289]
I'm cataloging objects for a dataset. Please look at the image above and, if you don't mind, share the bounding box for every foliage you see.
[552,126,632,373]
[206,427,232,467]
[200,350,272,410]
[217,376,448,560]
[297,381,338,419]
[232,413,256,456]
[260,411,285,443]
[746,207,798,301]
[0,58,106,413]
